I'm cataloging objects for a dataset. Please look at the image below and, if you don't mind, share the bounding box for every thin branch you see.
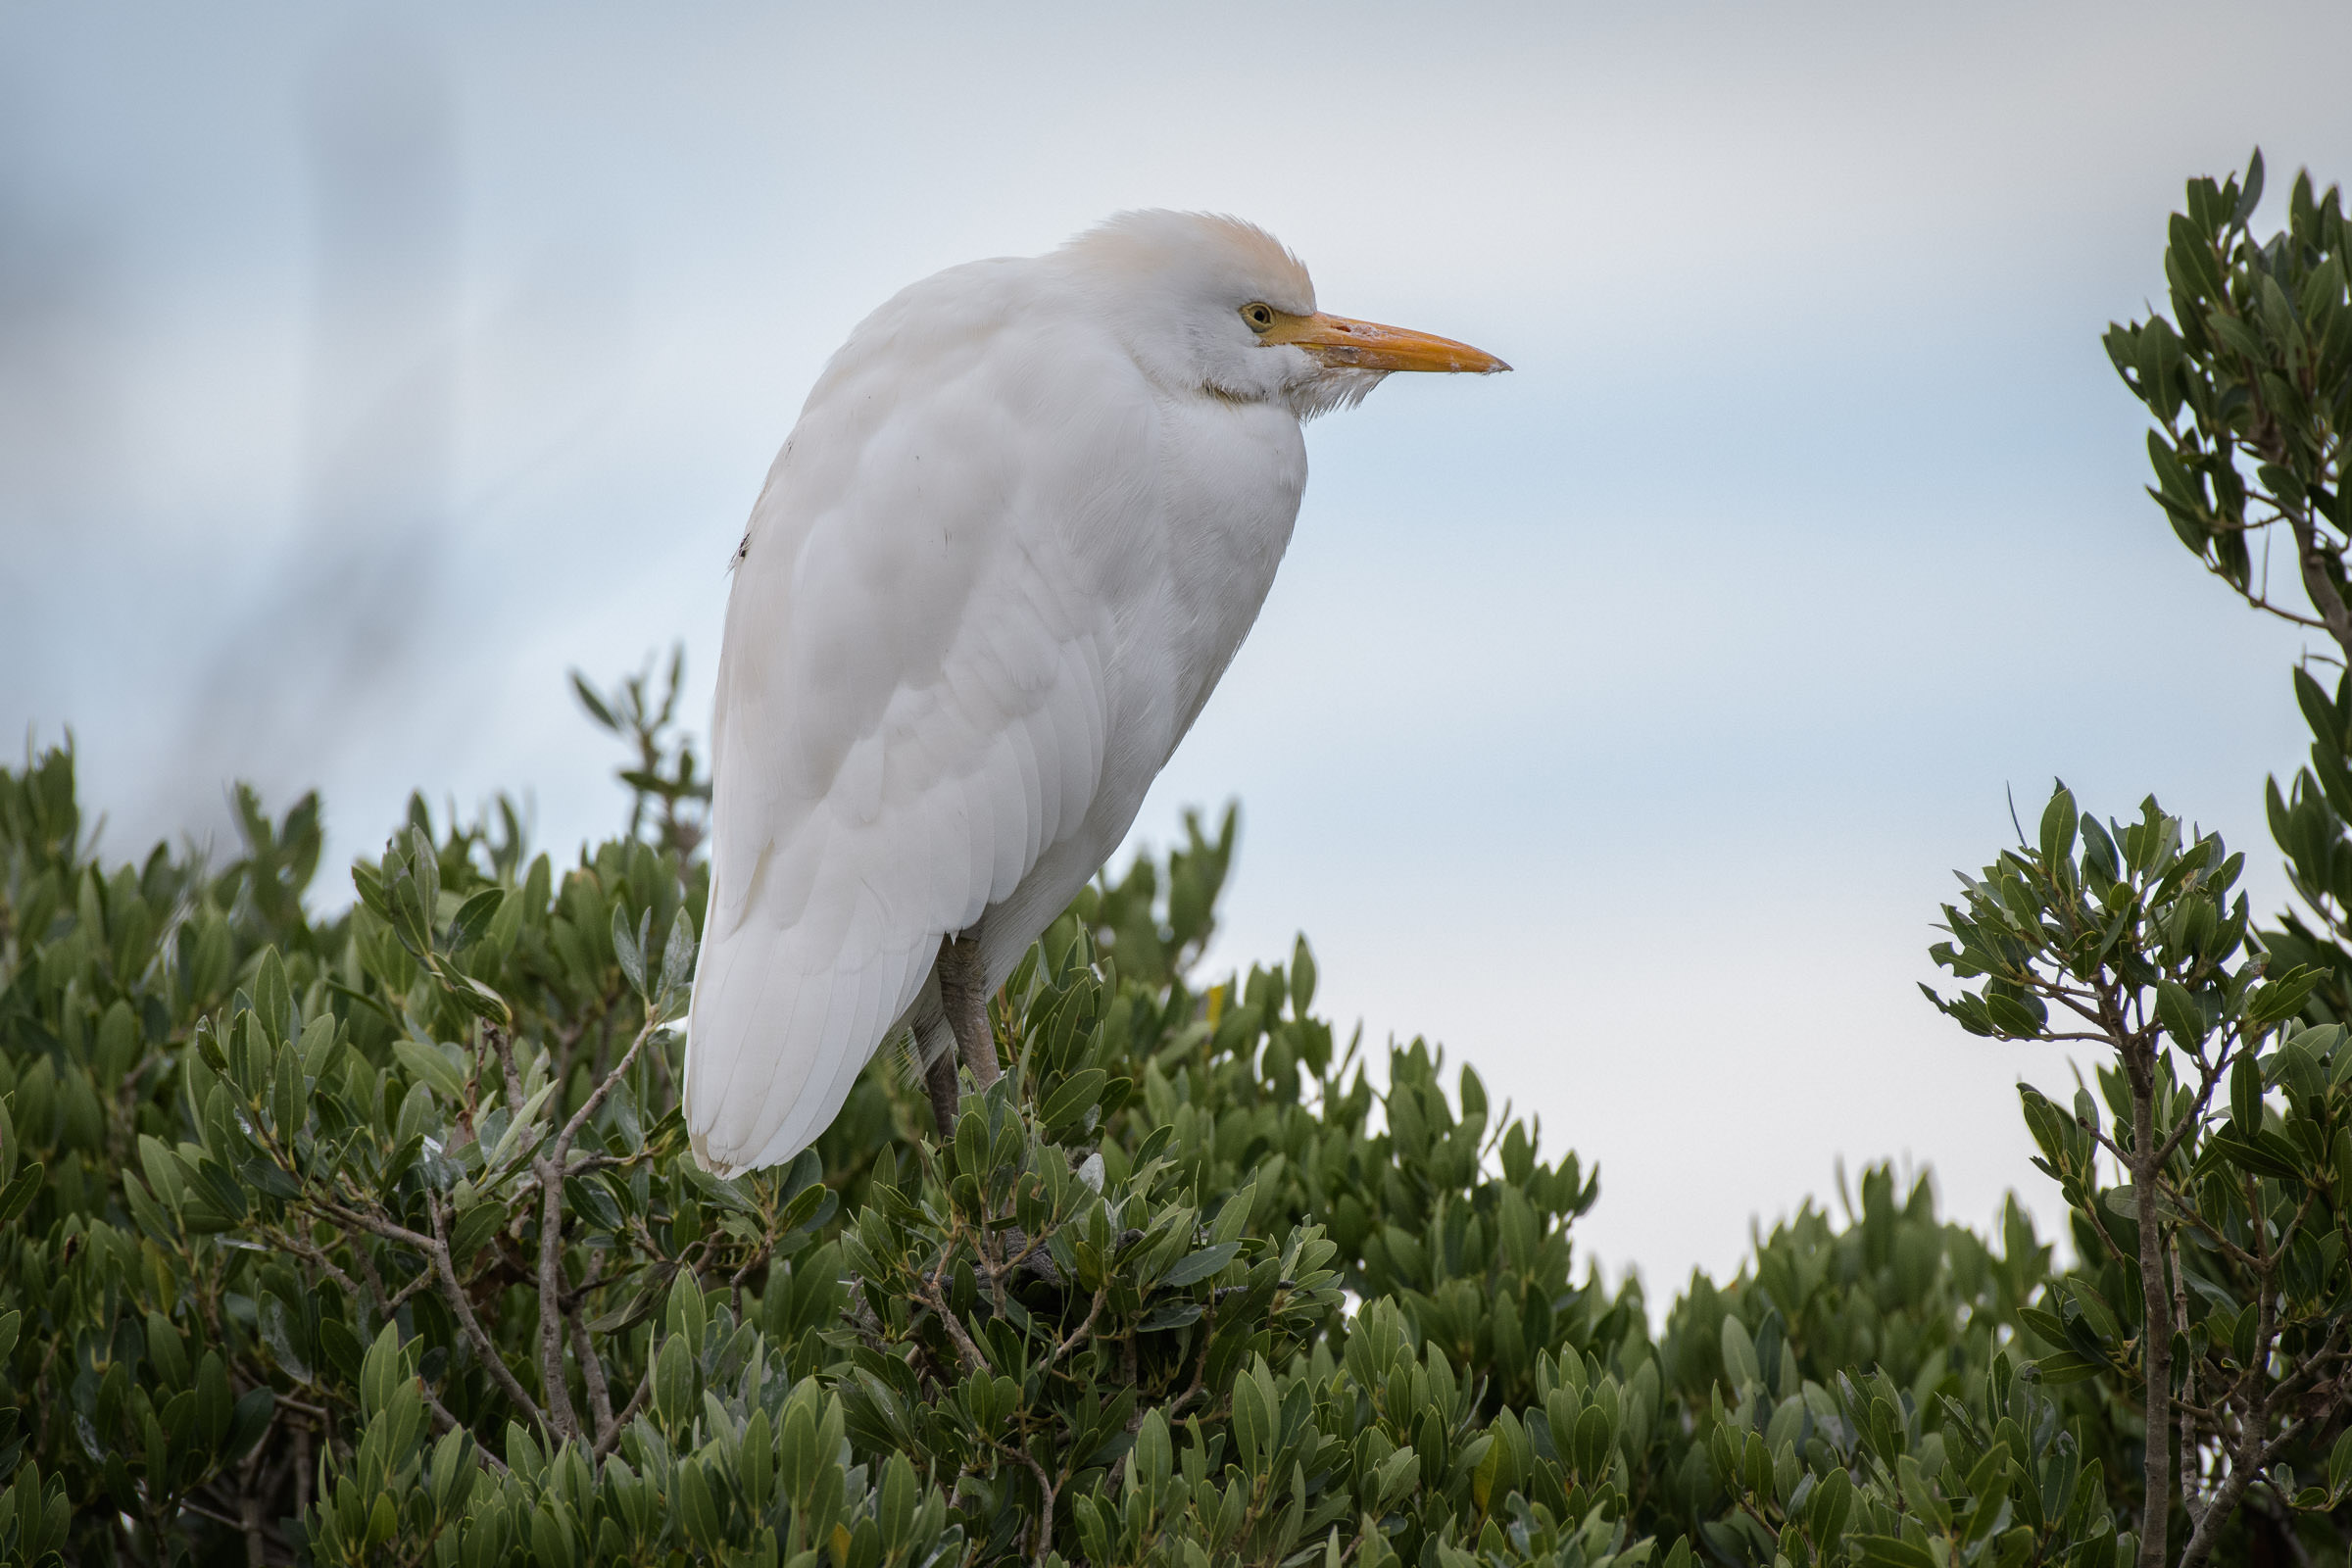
[729,1237,775,1322]
[985,1431,1060,1564]
[173,1496,250,1533]
[419,1381,511,1478]
[593,1369,654,1462]
[489,1020,527,1117]
[2149,1170,2267,1273]
[553,1010,664,1167]
[532,1157,579,1442]
[2289,510,2352,664]
[423,1197,550,1434]
[2179,1412,2306,1568]
[2211,552,2333,631]
[274,1229,365,1308]
[2271,1184,2321,1264]
[844,1277,891,1353]
[2070,1112,2132,1169]
[1041,1287,1109,1374]
[319,1200,439,1257]
[386,1267,439,1313]
[2173,1234,2205,1530]
[2129,1039,2173,1568]
[568,1303,614,1444]
[914,1275,992,1376]
[2152,1036,2236,1169]
[1164,1292,1219,1421]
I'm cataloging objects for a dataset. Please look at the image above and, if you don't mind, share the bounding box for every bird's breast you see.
[1092,393,1306,763]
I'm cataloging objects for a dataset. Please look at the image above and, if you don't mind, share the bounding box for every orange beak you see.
[1263,311,1509,373]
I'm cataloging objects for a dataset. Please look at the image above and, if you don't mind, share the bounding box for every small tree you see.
[2102,149,2352,1018]
[1924,151,2352,1567]
[1927,786,2343,1566]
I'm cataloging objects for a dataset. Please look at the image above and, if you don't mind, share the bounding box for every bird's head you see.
[1057,210,1508,420]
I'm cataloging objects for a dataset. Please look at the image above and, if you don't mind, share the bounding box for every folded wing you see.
[685,270,1142,1172]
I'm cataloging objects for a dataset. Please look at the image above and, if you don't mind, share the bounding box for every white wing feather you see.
[685,263,1143,1173]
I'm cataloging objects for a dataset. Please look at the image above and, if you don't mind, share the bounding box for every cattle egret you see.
[686,211,1507,1174]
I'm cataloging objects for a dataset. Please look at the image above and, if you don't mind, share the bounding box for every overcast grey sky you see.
[4,0,2348,1292]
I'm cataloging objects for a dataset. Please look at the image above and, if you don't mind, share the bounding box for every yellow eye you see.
[1241,303,1276,332]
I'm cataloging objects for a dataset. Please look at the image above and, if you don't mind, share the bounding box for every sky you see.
[4,0,2349,1295]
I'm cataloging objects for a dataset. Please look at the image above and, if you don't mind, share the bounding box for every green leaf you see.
[487,1078,558,1169]
[1158,1241,1239,1289]
[2038,785,2079,865]
[447,887,506,952]
[226,1388,275,1458]
[612,906,648,997]
[2232,1051,2265,1131]
[658,906,698,1000]
[655,1334,694,1429]
[742,1407,775,1511]
[1373,1446,1419,1509]
[451,1200,506,1264]
[2155,979,2206,1048]
[1720,1314,1761,1390]
[393,1038,469,1103]
[2248,966,2321,1026]
[271,1034,303,1138]
[1041,1069,1107,1129]
[259,1294,313,1383]
[254,948,292,1044]
[0,1163,41,1228]
[570,670,617,728]
[2234,148,2266,223]
[238,1157,302,1202]
[1233,1360,1271,1474]
[774,1178,830,1236]
[1853,1536,1937,1568]
[2032,1352,2106,1387]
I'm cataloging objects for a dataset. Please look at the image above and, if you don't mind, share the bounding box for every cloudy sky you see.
[5,0,2349,1292]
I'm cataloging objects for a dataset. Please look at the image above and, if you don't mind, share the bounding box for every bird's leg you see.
[922,1036,961,1140]
[938,932,1001,1090]
[935,931,1060,1287]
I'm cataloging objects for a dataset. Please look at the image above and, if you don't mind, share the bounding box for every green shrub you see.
[0,735,2094,1568]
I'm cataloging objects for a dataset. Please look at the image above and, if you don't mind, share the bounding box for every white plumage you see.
[685,211,1505,1174]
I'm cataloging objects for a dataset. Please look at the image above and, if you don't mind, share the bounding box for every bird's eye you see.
[1241,303,1276,332]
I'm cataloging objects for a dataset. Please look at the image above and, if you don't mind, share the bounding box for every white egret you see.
[686,211,1506,1174]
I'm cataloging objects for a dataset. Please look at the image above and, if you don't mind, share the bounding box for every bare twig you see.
[488,1022,527,1127]
[568,1303,614,1443]
[522,1005,668,1446]
[593,1368,654,1462]
[986,1432,1060,1564]
[2180,1413,2307,1568]
[420,1198,550,1434]
[1165,1292,1218,1421]
[2290,510,2352,665]
[420,1381,512,1478]
[553,1010,664,1167]
[2152,1038,2235,1169]
[915,1275,992,1376]
[385,1267,438,1313]
[2173,1234,2204,1531]
[2128,1038,2173,1568]
[1042,1287,1109,1374]
[532,1160,579,1442]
